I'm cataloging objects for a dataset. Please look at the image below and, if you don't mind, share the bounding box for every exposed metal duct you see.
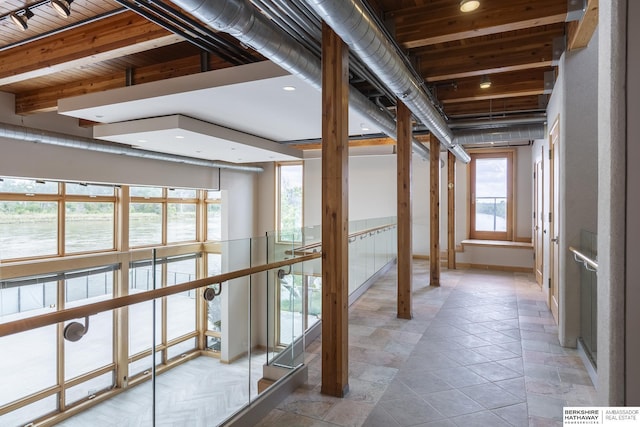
[0,122,264,173]
[166,0,432,160]
[448,115,548,130]
[453,124,546,146]
[304,0,471,163]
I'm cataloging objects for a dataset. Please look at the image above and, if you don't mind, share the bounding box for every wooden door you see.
[549,118,560,322]
[534,159,544,287]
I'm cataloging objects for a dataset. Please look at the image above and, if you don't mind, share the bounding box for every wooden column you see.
[396,101,413,319]
[447,151,456,270]
[321,22,349,398]
[430,135,441,286]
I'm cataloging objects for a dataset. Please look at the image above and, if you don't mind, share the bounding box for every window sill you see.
[461,239,533,250]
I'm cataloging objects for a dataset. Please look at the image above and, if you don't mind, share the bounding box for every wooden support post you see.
[447,151,456,270]
[115,185,130,389]
[396,101,413,319]
[430,135,441,286]
[321,23,349,398]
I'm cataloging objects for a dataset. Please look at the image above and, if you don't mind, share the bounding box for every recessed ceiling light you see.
[175,135,185,139]
[360,123,370,131]
[283,86,296,91]
[479,75,492,89]
[95,115,104,119]
[460,0,480,13]
[137,139,147,143]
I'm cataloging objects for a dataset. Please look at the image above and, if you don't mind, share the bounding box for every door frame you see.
[549,117,560,323]
[534,157,544,287]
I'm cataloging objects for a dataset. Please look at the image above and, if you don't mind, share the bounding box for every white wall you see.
[304,154,398,227]
[598,0,627,405]
[304,145,532,268]
[536,28,599,348]
[626,0,640,406]
[560,30,599,347]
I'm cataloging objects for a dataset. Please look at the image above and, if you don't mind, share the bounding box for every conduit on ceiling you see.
[0,122,264,173]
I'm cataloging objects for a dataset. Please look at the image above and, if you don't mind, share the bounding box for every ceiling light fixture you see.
[459,0,480,13]
[480,75,492,89]
[51,0,74,18]
[282,86,296,91]
[175,135,185,139]
[10,9,34,31]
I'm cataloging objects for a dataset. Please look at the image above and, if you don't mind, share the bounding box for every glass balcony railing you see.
[0,217,397,426]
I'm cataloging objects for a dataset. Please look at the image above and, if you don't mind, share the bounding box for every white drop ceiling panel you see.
[93,115,302,163]
[59,61,382,164]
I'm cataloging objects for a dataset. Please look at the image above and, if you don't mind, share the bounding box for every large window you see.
[206,191,222,241]
[276,163,303,241]
[0,179,116,260]
[469,150,514,240]
[0,176,223,425]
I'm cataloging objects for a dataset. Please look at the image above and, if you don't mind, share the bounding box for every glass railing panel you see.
[268,258,314,371]
[64,268,115,382]
[165,256,197,345]
[579,229,597,364]
[206,253,222,355]
[266,230,295,263]
[128,252,162,375]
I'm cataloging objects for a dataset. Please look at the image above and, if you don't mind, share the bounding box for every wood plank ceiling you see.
[0,0,597,135]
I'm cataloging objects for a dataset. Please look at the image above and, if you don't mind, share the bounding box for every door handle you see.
[551,237,559,243]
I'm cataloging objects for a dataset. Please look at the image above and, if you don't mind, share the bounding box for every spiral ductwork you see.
[167,0,431,160]
[453,124,546,145]
[0,122,264,172]
[304,0,471,163]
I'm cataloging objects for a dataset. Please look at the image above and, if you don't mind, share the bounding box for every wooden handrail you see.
[568,246,598,272]
[286,223,396,255]
[0,253,321,338]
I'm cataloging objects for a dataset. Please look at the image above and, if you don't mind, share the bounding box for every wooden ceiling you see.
[0,0,598,126]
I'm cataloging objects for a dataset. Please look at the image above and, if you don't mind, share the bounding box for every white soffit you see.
[93,115,302,164]
[58,61,382,143]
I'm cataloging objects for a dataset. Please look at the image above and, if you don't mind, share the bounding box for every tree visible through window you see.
[469,151,513,240]
[277,163,303,241]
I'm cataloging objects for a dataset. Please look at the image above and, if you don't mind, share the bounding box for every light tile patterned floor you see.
[257,261,596,427]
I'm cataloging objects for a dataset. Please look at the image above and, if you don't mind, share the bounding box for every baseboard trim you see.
[456,262,533,273]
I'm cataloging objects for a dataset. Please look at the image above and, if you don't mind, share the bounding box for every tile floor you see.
[257,261,596,427]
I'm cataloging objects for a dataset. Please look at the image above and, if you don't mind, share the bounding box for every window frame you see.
[468,149,515,241]
[275,161,304,242]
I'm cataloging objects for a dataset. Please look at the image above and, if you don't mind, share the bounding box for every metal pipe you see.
[448,115,548,130]
[0,122,264,172]
[453,124,546,145]
[166,0,431,160]
[304,0,470,163]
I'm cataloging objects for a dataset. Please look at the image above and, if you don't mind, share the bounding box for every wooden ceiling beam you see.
[0,11,183,87]
[389,0,567,49]
[443,95,543,117]
[435,69,549,104]
[415,25,564,82]
[567,0,599,50]
[15,54,234,115]
[290,134,432,151]
[16,74,126,115]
